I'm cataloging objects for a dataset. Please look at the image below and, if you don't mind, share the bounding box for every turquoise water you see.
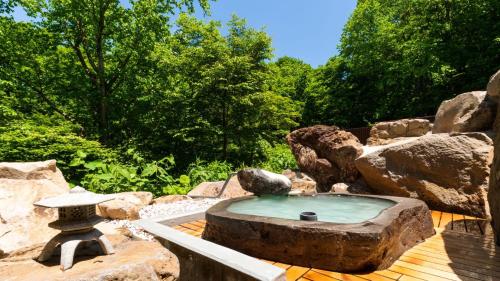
[226,195,396,223]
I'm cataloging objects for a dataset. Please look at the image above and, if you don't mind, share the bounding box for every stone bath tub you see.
[202,194,435,272]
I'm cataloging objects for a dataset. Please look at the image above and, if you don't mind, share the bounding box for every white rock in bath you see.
[237,168,291,195]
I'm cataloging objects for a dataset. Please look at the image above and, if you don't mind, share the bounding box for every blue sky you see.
[195,0,357,67]
[12,0,357,67]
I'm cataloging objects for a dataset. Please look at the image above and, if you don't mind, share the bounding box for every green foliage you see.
[0,115,113,182]
[305,0,500,127]
[187,160,234,187]
[1,0,498,197]
[258,142,297,173]
[71,149,192,196]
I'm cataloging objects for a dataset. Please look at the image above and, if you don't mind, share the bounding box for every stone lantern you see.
[34,186,115,270]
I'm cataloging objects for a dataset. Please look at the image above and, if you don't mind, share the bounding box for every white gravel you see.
[139,198,223,219]
[110,198,223,240]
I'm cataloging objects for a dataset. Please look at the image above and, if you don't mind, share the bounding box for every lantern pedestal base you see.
[38,228,115,271]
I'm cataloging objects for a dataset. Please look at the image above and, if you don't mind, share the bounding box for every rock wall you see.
[487,69,500,244]
[367,118,431,146]
[433,91,496,133]
[0,160,69,254]
[356,133,492,218]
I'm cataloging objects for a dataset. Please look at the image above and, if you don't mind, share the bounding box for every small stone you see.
[331,183,349,193]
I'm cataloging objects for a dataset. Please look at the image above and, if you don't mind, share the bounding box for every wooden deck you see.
[172,211,499,281]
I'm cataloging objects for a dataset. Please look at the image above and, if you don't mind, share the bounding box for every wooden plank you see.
[439,212,453,229]
[180,222,202,231]
[189,221,206,228]
[302,270,339,281]
[353,272,394,281]
[417,240,499,258]
[393,260,474,281]
[286,266,310,280]
[311,269,368,281]
[398,255,498,279]
[409,247,500,268]
[387,265,452,281]
[425,237,497,253]
[404,250,500,273]
[397,276,425,281]
[451,213,467,232]
[463,215,485,235]
[431,211,442,228]
[369,270,401,280]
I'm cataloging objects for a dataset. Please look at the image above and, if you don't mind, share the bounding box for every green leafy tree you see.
[129,15,301,166]
[306,0,500,127]
[21,0,211,141]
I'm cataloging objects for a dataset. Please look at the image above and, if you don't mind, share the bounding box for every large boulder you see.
[187,175,252,199]
[356,133,493,218]
[488,78,500,244]
[286,125,363,192]
[487,70,500,100]
[367,118,431,146]
[237,168,291,195]
[0,235,179,281]
[0,160,69,254]
[433,91,497,133]
[98,191,153,220]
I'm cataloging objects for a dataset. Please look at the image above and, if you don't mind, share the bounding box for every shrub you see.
[187,159,234,187]
[0,115,114,184]
[258,142,297,173]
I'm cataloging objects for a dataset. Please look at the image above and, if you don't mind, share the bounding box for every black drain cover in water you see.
[300,211,317,221]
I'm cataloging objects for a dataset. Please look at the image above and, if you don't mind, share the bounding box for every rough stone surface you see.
[237,169,291,195]
[487,70,500,100]
[153,195,192,205]
[433,91,497,133]
[330,179,373,195]
[203,194,435,272]
[282,170,317,194]
[488,95,500,244]
[187,175,252,199]
[98,192,153,220]
[356,133,493,218]
[98,199,140,220]
[0,160,69,189]
[0,235,179,281]
[367,119,431,146]
[0,160,69,254]
[287,125,363,192]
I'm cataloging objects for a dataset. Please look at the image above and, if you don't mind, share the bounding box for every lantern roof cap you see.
[34,186,113,208]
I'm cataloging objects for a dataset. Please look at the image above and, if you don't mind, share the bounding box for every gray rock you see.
[356,132,493,218]
[237,169,291,195]
[487,69,500,100]
[433,91,497,133]
[367,119,431,146]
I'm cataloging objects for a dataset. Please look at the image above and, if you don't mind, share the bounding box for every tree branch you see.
[71,42,98,86]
